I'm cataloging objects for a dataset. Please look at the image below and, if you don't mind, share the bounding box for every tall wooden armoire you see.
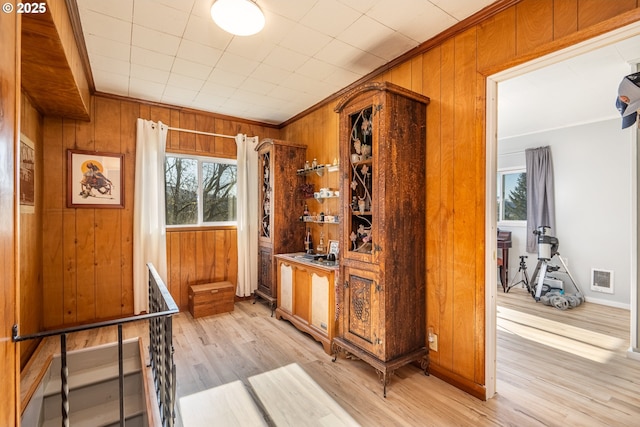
[255,138,306,313]
[332,82,430,396]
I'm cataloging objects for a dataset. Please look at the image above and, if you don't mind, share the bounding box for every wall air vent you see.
[590,268,614,294]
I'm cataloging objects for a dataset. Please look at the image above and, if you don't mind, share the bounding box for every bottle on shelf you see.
[305,227,313,253]
[303,202,309,216]
[312,158,318,169]
[317,231,325,253]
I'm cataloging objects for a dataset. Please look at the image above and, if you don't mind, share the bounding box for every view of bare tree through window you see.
[165,156,237,226]
[203,162,237,222]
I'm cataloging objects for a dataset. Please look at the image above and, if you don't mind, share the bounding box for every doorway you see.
[485,22,640,398]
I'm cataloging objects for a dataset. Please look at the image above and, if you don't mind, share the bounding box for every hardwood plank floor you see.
[21,291,640,426]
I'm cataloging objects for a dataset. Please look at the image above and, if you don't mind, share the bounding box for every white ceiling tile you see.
[162,85,199,102]
[77,0,133,22]
[335,0,378,14]
[85,35,130,62]
[338,15,394,52]
[278,24,332,57]
[366,32,417,62]
[430,0,495,21]
[263,46,310,72]
[325,67,363,88]
[92,69,129,94]
[199,80,237,97]
[167,73,205,91]
[260,0,317,21]
[300,0,362,38]
[172,58,212,80]
[249,63,289,86]
[80,9,132,44]
[215,53,261,76]
[208,67,248,87]
[315,38,384,72]
[155,0,196,13]
[183,14,233,50]
[400,7,458,43]
[128,77,165,100]
[90,54,130,75]
[133,0,190,37]
[132,24,181,56]
[225,37,276,63]
[367,0,435,33]
[296,58,341,81]
[130,64,170,84]
[240,78,277,96]
[177,39,223,67]
[130,46,174,71]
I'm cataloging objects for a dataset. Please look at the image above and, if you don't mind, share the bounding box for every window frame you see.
[497,166,527,227]
[165,152,238,229]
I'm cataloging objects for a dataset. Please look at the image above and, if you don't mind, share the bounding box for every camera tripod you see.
[506,226,583,303]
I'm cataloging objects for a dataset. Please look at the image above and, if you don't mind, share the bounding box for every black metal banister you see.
[13,263,178,427]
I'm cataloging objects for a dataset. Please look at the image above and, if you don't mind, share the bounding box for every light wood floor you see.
[22,289,640,426]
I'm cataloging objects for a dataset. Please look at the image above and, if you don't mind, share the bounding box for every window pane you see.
[502,172,527,221]
[202,162,237,222]
[165,157,198,225]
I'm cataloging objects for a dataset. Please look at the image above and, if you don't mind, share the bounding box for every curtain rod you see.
[167,126,237,140]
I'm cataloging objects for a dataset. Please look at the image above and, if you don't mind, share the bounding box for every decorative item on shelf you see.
[311,158,318,169]
[304,227,312,253]
[319,211,325,222]
[303,202,309,216]
[304,160,310,170]
[317,231,325,253]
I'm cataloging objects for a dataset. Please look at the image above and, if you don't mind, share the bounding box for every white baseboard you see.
[584,296,630,310]
[627,348,640,361]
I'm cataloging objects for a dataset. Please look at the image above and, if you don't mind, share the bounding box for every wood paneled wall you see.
[283,0,640,399]
[41,95,279,327]
[1,7,19,427]
[20,93,44,368]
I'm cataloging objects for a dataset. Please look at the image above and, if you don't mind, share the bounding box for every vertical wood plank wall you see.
[282,0,640,398]
[0,5,18,426]
[42,95,280,327]
[20,94,44,367]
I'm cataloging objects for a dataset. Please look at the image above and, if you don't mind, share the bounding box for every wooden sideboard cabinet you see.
[332,81,430,397]
[255,139,306,313]
[275,254,337,355]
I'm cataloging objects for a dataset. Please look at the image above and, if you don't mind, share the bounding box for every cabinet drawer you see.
[189,281,235,318]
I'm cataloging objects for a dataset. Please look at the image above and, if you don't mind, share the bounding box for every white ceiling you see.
[498,34,640,139]
[76,0,495,124]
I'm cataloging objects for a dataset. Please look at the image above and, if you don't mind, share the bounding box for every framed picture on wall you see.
[19,134,35,213]
[67,149,124,208]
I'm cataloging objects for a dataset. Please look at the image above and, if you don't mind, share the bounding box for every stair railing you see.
[13,262,178,427]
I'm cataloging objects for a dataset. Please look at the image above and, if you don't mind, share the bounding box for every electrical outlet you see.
[428,328,438,352]
[429,333,438,351]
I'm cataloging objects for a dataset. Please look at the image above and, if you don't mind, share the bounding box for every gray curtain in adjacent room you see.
[525,146,556,253]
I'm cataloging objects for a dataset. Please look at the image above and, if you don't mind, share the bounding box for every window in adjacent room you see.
[165,154,237,226]
[497,168,527,224]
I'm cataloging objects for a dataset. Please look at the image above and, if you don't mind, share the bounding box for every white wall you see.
[498,118,632,307]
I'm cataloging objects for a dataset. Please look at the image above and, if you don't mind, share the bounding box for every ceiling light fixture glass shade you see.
[210,0,265,36]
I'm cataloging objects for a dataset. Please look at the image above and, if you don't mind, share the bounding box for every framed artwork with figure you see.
[67,149,124,208]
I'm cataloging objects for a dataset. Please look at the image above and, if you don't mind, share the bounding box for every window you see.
[165,154,237,226]
[497,168,527,223]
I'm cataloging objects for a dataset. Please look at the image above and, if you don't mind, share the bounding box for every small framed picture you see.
[67,149,124,208]
[328,240,339,257]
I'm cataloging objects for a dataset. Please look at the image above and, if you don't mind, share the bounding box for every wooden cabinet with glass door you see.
[255,138,306,314]
[332,82,430,397]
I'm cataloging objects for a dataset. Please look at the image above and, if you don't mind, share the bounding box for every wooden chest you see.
[188,281,235,318]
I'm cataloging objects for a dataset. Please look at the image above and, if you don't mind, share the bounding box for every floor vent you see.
[591,268,614,294]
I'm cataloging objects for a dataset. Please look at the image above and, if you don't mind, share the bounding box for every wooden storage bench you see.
[188,281,235,318]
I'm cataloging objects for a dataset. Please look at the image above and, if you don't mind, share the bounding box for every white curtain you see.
[526,146,556,253]
[133,119,168,314]
[236,134,259,297]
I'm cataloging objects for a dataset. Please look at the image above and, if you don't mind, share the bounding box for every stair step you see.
[43,356,141,397]
[42,372,145,427]
[42,392,145,427]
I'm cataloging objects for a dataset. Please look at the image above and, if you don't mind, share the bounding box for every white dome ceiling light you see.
[210,0,265,36]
